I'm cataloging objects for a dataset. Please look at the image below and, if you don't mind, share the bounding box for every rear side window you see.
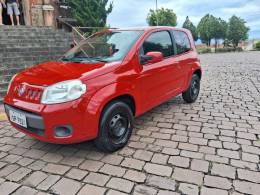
[172,31,191,54]
[142,31,174,57]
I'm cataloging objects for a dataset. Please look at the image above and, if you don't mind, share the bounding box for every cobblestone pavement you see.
[0,52,260,195]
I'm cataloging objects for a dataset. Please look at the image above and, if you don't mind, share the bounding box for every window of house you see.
[142,31,174,57]
[172,31,191,54]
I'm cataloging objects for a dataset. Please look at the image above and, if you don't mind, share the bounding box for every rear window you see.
[172,31,191,54]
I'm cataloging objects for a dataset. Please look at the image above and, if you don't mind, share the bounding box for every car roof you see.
[112,26,188,32]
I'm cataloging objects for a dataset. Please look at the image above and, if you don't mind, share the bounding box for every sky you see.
[107,0,260,39]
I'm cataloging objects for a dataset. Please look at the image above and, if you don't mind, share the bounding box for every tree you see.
[147,8,177,26]
[197,14,216,46]
[67,0,113,27]
[182,16,198,41]
[255,41,260,51]
[227,15,249,48]
[211,17,228,50]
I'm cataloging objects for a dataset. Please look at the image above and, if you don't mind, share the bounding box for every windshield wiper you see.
[91,57,108,63]
[61,56,91,62]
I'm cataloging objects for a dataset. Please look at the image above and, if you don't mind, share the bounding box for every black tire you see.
[182,74,200,103]
[94,101,134,152]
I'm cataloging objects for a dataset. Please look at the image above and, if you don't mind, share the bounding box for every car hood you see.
[14,61,121,86]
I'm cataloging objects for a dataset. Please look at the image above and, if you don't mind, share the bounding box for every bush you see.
[255,41,260,50]
[215,47,243,53]
[197,48,211,54]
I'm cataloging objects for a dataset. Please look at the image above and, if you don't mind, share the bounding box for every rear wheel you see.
[182,74,200,103]
[94,101,133,152]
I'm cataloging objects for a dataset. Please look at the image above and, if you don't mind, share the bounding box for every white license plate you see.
[9,110,27,128]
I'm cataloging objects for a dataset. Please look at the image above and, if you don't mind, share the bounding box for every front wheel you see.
[94,101,133,152]
[182,74,200,103]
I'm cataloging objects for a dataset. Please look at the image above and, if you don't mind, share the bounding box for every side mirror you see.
[140,51,163,64]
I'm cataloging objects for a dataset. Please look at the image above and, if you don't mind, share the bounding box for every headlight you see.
[41,80,86,104]
[7,74,17,94]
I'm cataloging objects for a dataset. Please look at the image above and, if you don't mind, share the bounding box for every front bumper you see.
[4,98,99,144]
[5,104,45,136]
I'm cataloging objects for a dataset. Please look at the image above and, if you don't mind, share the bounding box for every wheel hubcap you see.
[109,114,129,143]
[191,79,199,98]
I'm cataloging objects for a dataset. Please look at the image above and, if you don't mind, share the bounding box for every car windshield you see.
[62,30,143,63]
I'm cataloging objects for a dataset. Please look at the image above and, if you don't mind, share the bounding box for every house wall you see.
[22,0,57,27]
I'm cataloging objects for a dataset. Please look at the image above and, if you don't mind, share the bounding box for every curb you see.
[0,104,7,121]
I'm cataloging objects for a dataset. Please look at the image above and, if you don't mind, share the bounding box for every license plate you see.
[9,110,27,128]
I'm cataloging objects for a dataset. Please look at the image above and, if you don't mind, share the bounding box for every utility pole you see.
[156,0,159,26]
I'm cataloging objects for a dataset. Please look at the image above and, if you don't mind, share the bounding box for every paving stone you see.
[144,163,172,177]
[50,178,82,195]
[178,143,198,151]
[2,154,22,163]
[28,160,47,171]
[204,175,232,189]
[13,186,38,195]
[134,185,157,195]
[151,153,169,164]
[237,169,260,183]
[17,157,34,166]
[146,175,176,190]
[241,145,260,155]
[37,175,61,191]
[242,152,259,163]
[190,159,209,173]
[162,148,180,155]
[41,153,63,163]
[199,146,216,154]
[6,167,32,182]
[217,149,240,159]
[0,181,21,194]
[157,190,180,195]
[101,154,124,165]
[205,154,229,164]
[84,172,110,186]
[107,189,128,195]
[154,139,178,148]
[189,137,208,145]
[99,164,126,177]
[179,183,199,195]
[201,186,228,195]
[66,168,88,181]
[180,150,203,159]
[60,157,84,166]
[23,149,46,159]
[168,156,190,168]
[106,177,134,193]
[172,168,203,185]
[23,171,48,187]
[211,163,236,179]
[0,164,19,177]
[233,180,260,195]
[223,142,240,150]
[42,163,70,175]
[231,159,257,170]
[123,170,146,183]
[121,157,145,170]
[79,160,104,172]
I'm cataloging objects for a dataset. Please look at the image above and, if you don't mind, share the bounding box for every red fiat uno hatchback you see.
[4,27,202,152]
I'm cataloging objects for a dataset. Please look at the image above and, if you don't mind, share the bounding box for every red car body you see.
[4,26,202,144]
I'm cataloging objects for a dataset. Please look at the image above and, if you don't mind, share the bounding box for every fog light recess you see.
[54,126,73,137]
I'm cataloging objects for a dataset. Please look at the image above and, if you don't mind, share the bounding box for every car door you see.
[139,30,183,111]
[171,30,194,89]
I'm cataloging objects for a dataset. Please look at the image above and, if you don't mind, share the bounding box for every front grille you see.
[14,83,44,103]
[25,88,43,101]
